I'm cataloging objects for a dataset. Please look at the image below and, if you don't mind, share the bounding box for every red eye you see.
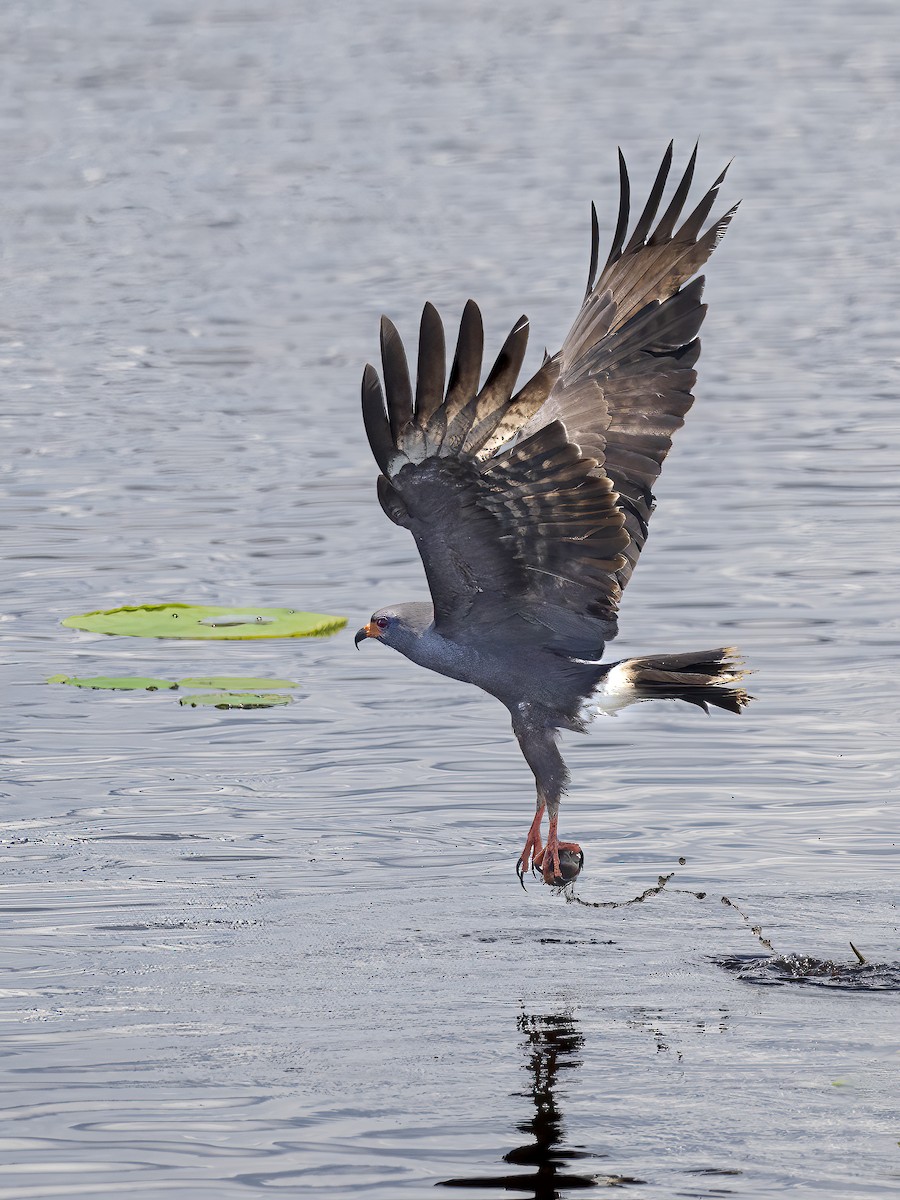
[374,616,389,631]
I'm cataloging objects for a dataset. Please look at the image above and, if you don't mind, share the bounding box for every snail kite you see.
[356,145,751,886]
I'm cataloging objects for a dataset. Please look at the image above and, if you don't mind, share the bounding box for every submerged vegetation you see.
[48,675,299,710]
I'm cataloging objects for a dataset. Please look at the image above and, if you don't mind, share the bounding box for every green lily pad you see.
[179,691,293,709]
[48,674,178,691]
[61,603,346,640]
[178,676,298,689]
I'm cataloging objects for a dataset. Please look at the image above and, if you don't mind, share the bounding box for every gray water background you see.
[2,1,899,1196]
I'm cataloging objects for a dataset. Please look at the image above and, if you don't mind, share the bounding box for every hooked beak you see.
[354,622,377,650]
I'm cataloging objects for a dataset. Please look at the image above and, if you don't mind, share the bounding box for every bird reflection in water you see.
[440,1010,635,1196]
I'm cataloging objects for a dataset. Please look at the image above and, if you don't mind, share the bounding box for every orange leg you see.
[516,804,545,886]
[533,814,583,886]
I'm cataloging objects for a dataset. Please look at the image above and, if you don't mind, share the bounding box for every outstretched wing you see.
[361,146,735,649]
[362,302,628,651]
[524,143,738,587]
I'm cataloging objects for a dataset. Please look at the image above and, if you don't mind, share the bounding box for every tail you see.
[585,647,752,718]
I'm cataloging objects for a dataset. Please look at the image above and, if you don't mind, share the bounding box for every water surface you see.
[2,1,899,1196]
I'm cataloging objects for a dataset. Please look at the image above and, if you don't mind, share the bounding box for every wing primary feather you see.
[676,161,733,241]
[603,149,631,272]
[477,314,529,404]
[380,316,414,441]
[510,355,559,412]
[445,299,484,416]
[457,314,530,455]
[475,355,560,460]
[584,202,600,300]
[710,159,732,190]
[651,141,697,244]
[623,141,672,253]
[414,302,446,424]
[692,203,740,255]
[361,364,394,474]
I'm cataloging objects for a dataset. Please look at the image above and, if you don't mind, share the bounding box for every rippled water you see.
[2,1,899,1197]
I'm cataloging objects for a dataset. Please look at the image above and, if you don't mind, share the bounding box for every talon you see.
[516,804,546,885]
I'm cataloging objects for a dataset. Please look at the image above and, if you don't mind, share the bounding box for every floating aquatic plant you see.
[47,674,178,691]
[178,692,292,709]
[61,603,346,640]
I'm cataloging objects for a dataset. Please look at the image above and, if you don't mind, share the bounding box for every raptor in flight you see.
[356,145,750,886]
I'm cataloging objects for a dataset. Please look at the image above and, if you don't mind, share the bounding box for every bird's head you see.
[354,602,433,654]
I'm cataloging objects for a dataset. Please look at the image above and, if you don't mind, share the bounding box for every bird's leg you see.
[512,716,582,886]
[516,800,545,885]
[533,810,583,886]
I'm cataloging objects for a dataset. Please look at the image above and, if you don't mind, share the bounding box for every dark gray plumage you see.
[356,146,750,886]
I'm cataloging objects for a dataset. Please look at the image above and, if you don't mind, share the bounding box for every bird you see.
[355,144,751,887]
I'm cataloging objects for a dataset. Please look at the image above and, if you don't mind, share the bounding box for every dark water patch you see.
[686,1167,743,1176]
[564,873,900,992]
[674,1190,738,1199]
[462,934,616,947]
[80,832,208,842]
[537,936,617,947]
[183,852,284,862]
[715,953,900,991]
[96,918,259,931]
[715,895,900,989]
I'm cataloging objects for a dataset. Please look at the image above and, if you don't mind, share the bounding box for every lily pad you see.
[179,691,293,709]
[61,603,346,640]
[178,676,298,689]
[48,674,178,691]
